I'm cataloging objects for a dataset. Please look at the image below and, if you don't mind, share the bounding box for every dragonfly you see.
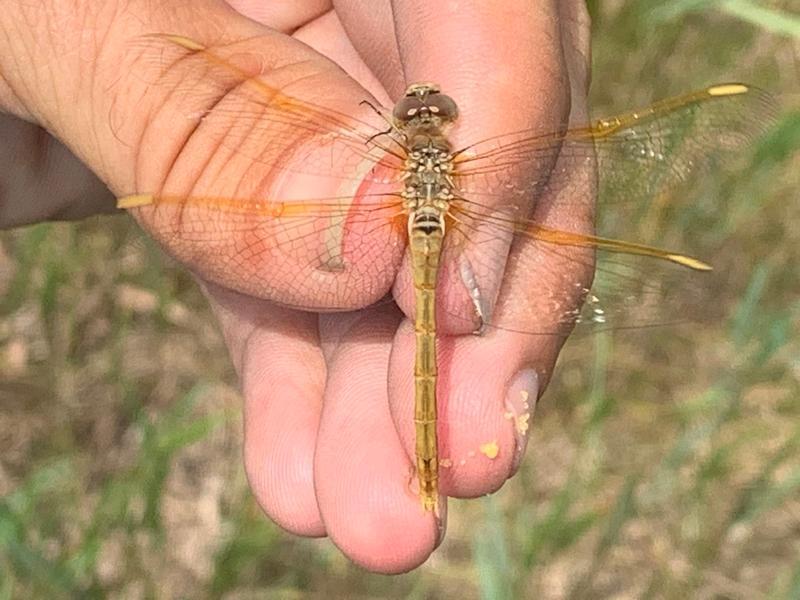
[117,34,776,513]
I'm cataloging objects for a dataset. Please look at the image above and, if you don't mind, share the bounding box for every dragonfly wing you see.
[405,84,777,336]
[118,35,415,311]
[119,34,407,186]
[119,193,409,311]
[413,204,720,336]
[451,84,777,214]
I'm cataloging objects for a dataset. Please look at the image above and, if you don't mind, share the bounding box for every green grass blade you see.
[719,0,800,37]
[474,496,514,600]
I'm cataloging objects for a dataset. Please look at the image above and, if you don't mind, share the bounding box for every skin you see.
[0,0,591,573]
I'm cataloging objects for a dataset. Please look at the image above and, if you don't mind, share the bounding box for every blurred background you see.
[1,1,798,598]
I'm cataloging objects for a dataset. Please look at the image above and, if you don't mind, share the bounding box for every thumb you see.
[0,0,335,195]
[1,1,399,309]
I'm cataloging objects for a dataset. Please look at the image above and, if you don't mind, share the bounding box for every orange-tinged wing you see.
[121,34,405,186]
[433,203,718,336]
[118,191,408,311]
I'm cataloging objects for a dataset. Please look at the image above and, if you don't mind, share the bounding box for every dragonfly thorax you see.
[402,139,455,237]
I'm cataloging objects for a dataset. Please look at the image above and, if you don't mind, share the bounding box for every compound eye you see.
[428,95,458,120]
[393,97,423,123]
[392,86,459,124]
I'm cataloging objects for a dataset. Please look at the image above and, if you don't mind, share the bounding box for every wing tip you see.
[117,194,154,209]
[157,34,205,52]
[668,254,713,271]
[707,83,750,97]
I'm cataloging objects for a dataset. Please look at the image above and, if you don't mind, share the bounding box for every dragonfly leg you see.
[359,99,397,144]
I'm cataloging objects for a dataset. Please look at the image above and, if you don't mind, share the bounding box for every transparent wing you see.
[119,190,714,334]
[421,84,778,335]
[452,84,777,208]
[119,34,406,185]
[406,84,776,334]
[434,205,718,336]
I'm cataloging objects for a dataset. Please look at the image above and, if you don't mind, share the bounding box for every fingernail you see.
[504,369,538,475]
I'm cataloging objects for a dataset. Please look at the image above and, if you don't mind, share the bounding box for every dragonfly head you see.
[394,82,459,131]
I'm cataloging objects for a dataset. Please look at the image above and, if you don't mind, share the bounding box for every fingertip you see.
[239,320,327,537]
[315,310,440,572]
[244,415,326,537]
[389,325,542,499]
[242,376,325,536]
[431,336,523,498]
[322,481,439,573]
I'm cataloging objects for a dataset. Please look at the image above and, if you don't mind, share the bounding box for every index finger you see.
[385,2,592,499]
[391,0,569,139]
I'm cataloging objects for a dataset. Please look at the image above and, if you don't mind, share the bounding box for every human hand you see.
[0,0,590,572]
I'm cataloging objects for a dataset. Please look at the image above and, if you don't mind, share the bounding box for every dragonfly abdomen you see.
[409,227,444,512]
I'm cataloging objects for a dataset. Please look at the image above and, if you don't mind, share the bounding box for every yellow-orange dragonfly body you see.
[118,35,776,512]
